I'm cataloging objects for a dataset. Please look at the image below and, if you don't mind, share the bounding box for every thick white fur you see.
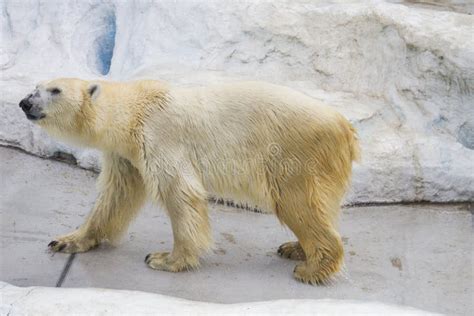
[36,78,360,284]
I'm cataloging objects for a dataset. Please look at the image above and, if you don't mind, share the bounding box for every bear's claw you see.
[47,230,98,253]
[145,251,199,272]
[277,241,306,261]
[48,240,68,252]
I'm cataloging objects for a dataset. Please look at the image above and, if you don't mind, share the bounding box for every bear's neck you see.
[88,106,141,162]
[81,83,169,164]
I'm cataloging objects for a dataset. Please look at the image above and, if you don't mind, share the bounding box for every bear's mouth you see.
[26,113,46,121]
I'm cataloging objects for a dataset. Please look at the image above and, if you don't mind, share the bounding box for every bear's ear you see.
[88,84,100,100]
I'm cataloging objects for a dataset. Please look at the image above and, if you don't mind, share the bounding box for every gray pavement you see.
[0,146,472,315]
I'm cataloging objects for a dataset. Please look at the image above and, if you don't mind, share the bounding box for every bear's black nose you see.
[19,99,32,112]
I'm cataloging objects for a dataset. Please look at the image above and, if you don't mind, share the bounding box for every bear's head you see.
[19,78,100,136]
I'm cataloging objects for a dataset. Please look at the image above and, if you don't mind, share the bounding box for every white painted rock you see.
[0,282,438,315]
[1,0,473,203]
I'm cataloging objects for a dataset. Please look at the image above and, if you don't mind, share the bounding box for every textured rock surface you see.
[1,0,473,203]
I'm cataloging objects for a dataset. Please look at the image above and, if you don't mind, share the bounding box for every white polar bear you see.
[19,78,360,284]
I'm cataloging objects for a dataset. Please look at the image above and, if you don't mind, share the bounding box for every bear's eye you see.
[50,88,61,95]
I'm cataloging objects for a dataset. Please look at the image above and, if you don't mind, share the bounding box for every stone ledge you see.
[0,282,437,315]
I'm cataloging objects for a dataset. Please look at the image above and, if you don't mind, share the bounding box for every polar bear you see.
[19,78,360,284]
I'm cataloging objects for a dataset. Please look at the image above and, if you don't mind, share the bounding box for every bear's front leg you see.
[48,153,147,253]
[145,173,212,272]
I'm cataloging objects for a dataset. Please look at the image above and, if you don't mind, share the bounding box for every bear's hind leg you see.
[145,174,211,272]
[277,188,343,285]
[291,224,343,285]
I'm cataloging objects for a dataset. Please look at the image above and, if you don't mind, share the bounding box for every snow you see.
[0,282,438,315]
[0,0,473,203]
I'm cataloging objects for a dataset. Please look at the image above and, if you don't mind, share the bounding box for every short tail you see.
[348,125,361,162]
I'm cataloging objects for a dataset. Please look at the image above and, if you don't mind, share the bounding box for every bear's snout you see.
[19,96,45,121]
[19,98,33,112]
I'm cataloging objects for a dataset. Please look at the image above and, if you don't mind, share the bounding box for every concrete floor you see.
[0,146,472,315]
